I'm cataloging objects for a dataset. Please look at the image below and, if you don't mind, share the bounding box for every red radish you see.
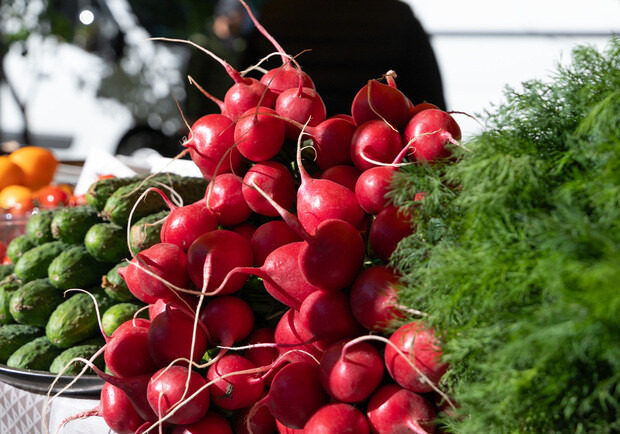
[186,229,254,296]
[104,319,157,378]
[275,86,326,140]
[244,327,279,385]
[183,113,244,181]
[147,365,210,425]
[248,182,366,292]
[258,361,329,429]
[320,165,361,191]
[172,411,233,434]
[350,266,406,332]
[234,107,286,162]
[299,290,363,344]
[250,220,302,266]
[118,243,191,305]
[307,117,357,170]
[355,166,397,214]
[384,322,449,394]
[233,401,277,434]
[206,173,253,226]
[410,102,440,117]
[318,339,384,403]
[231,221,258,241]
[368,205,415,262]
[99,382,146,434]
[147,304,210,368]
[303,403,370,434]
[398,108,462,163]
[366,384,436,433]
[294,128,365,235]
[276,420,303,433]
[331,114,355,124]
[242,161,296,216]
[236,0,314,95]
[351,78,411,129]
[206,354,265,410]
[199,295,255,361]
[274,308,326,363]
[350,119,404,172]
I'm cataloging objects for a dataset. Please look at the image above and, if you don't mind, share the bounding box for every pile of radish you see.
[54,2,464,433]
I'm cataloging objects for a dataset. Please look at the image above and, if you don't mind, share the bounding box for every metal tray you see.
[0,363,104,396]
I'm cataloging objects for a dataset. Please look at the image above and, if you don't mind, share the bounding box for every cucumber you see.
[101,262,135,302]
[0,264,15,281]
[25,209,56,245]
[86,174,151,212]
[101,302,146,336]
[6,336,63,371]
[0,324,43,363]
[14,240,69,283]
[129,210,169,253]
[50,344,105,375]
[46,288,117,348]
[0,276,21,326]
[101,174,208,226]
[48,245,111,290]
[84,222,129,263]
[9,278,65,326]
[6,234,36,264]
[51,205,102,244]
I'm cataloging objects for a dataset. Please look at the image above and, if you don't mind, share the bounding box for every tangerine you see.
[0,185,34,214]
[9,146,58,190]
[0,156,26,192]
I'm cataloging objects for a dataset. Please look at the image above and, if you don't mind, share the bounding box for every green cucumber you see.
[101,262,134,302]
[25,209,56,245]
[46,288,117,348]
[6,336,63,371]
[47,245,111,290]
[6,234,36,264]
[0,276,21,326]
[51,205,102,244]
[0,264,15,281]
[84,222,129,263]
[129,210,168,253]
[50,344,105,375]
[0,324,43,363]
[9,278,64,326]
[14,240,69,283]
[85,174,151,212]
[101,302,146,336]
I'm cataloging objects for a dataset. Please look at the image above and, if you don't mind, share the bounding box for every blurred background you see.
[1,0,618,162]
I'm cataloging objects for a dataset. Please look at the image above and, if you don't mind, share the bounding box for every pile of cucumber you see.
[0,172,208,374]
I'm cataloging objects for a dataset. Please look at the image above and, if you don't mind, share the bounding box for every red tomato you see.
[0,242,7,261]
[34,185,70,209]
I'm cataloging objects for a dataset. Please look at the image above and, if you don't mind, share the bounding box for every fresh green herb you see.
[390,37,620,432]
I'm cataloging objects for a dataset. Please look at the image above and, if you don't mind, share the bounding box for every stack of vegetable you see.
[0,173,207,375]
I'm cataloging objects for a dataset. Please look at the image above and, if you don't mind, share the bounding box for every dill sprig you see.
[390,37,620,432]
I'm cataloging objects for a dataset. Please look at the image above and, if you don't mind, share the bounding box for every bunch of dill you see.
[389,37,620,432]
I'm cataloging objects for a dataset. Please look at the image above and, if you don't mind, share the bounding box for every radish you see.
[303,403,370,434]
[320,165,361,191]
[147,365,210,425]
[104,318,157,378]
[398,108,462,164]
[231,221,258,242]
[368,205,415,262]
[277,420,303,433]
[351,77,411,129]
[318,339,384,403]
[205,173,253,226]
[274,308,326,363]
[366,383,436,434]
[384,322,449,394]
[186,229,254,296]
[355,166,397,214]
[234,107,286,162]
[242,161,296,217]
[306,117,357,170]
[299,290,363,344]
[233,401,277,434]
[118,242,192,305]
[275,85,326,140]
[350,119,404,172]
[147,304,210,368]
[409,102,440,117]
[183,113,244,181]
[254,361,329,430]
[244,327,279,385]
[349,266,407,332]
[172,411,233,434]
[250,220,302,266]
[206,354,265,410]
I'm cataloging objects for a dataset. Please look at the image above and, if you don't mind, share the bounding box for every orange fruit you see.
[9,146,58,190]
[0,185,34,214]
[0,156,26,192]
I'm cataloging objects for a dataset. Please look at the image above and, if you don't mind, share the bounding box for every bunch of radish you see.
[56,2,464,433]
